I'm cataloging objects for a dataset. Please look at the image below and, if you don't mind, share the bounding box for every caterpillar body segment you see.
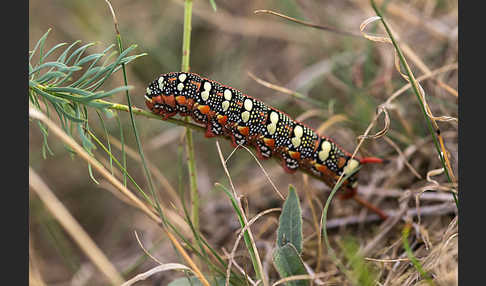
[144,71,379,196]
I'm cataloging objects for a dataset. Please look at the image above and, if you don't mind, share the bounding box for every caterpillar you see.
[144,71,382,199]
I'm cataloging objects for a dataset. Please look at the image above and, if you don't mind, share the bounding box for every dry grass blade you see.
[29,105,162,224]
[121,263,192,286]
[426,168,446,185]
[384,64,458,105]
[247,71,327,110]
[29,167,125,285]
[383,136,422,179]
[295,109,325,122]
[316,114,349,134]
[134,231,163,265]
[164,230,211,286]
[365,258,410,263]
[226,143,284,200]
[247,71,298,96]
[254,9,361,37]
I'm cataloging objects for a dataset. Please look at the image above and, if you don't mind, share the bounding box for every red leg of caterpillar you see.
[360,157,384,164]
[352,194,388,220]
[338,187,357,200]
[205,123,217,138]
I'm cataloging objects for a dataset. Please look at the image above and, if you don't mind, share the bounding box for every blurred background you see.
[29,0,458,285]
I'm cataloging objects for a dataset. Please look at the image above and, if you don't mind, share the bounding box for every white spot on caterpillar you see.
[201,90,210,101]
[241,111,250,122]
[290,125,304,147]
[178,73,187,82]
[270,111,279,124]
[146,87,151,95]
[244,99,253,111]
[266,111,279,135]
[318,141,332,162]
[222,100,230,111]
[343,159,359,175]
[158,77,164,89]
[267,123,277,135]
[177,83,184,91]
[224,89,232,100]
[291,137,301,148]
[293,125,303,138]
[204,82,212,91]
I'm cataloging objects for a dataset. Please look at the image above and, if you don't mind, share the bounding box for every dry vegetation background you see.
[29,0,458,285]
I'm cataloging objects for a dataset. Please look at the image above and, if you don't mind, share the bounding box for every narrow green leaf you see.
[272,243,309,286]
[277,185,303,254]
[30,29,51,62]
[36,71,68,84]
[42,42,68,61]
[29,61,69,76]
[65,42,97,66]
[45,86,94,97]
[208,0,218,11]
[56,40,81,64]
[30,85,70,105]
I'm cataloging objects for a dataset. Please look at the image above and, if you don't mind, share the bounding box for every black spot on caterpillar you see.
[144,72,382,197]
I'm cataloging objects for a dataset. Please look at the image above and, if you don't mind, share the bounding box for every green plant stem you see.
[216,183,266,286]
[181,0,192,73]
[321,169,361,282]
[113,31,165,221]
[100,100,205,131]
[181,0,200,231]
[370,0,458,207]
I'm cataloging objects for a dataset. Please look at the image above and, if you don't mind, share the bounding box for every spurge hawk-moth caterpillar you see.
[144,72,382,201]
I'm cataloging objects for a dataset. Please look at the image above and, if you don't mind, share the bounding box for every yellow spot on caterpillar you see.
[241,111,250,122]
[224,89,232,100]
[201,90,210,101]
[267,123,276,135]
[343,159,359,175]
[204,82,212,91]
[144,95,152,101]
[222,100,230,111]
[158,77,164,89]
[293,125,303,138]
[177,83,184,91]
[318,141,332,161]
[291,137,301,147]
[146,87,151,94]
[244,99,253,111]
[178,73,187,82]
[270,112,279,124]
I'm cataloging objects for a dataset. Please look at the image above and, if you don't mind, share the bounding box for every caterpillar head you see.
[338,156,383,200]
